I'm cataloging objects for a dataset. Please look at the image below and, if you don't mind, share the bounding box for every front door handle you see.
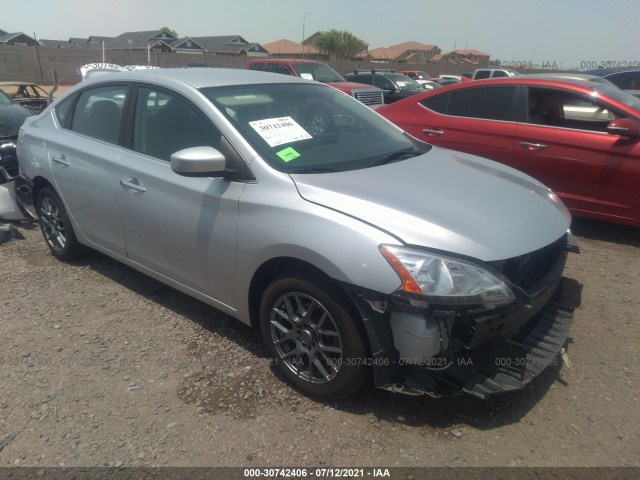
[52,154,70,166]
[520,141,547,151]
[423,128,444,137]
[120,178,146,193]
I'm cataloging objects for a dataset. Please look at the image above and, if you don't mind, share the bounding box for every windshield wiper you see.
[288,166,340,174]
[370,147,425,167]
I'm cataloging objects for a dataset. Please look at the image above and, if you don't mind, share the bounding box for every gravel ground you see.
[0,218,638,468]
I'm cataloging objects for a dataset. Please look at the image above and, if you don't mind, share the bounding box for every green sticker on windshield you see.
[277,147,301,163]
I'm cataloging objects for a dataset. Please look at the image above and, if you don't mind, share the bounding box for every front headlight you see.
[379,245,515,308]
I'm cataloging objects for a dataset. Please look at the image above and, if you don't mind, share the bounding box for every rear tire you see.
[260,273,369,400]
[36,187,87,260]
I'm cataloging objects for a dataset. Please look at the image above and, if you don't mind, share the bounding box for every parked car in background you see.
[17,68,578,400]
[0,90,31,220]
[0,90,31,180]
[378,76,640,227]
[400,71,441,89]
[437,74,471,84]
[585,67,640,98]
[344,70,423,103]
[0,82,51,115]
[244,59,384,109]
[472,68,520,80]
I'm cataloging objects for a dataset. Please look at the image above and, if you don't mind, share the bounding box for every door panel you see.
[413,104,517,164]
[117,154,243,306]
[514,87,640,222]
[49,85,128,255]
[118,86,244,307]
[514,123,640,221]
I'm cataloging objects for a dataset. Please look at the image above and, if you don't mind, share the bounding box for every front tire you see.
[36,186,87,260]
[260,273,369,400]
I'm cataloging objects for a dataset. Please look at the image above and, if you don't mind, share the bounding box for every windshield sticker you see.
[396,81,407,86]
[276,147,301,163]
[300,73,314,80]
[249,116,312,147]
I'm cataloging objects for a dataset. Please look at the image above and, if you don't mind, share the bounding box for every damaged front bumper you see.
[345,234,581,399]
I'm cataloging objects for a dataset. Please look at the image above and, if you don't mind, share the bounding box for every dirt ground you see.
[0,217,638,469]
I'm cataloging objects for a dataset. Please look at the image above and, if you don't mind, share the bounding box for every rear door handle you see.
[520,141,547,151]
[52,154,70,166]
[423,128,444,137]
[120,178,147,193]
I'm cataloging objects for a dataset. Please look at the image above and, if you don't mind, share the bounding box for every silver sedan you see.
[17,68,577,400]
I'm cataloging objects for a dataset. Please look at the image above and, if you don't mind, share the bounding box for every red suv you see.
[378,76,640,227]
[244,59,384,108]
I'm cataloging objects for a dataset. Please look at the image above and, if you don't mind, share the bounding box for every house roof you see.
[368,41,438,60]
[446,49,490,57]
[0,32,38,45]
[39,39,69,48]
[189,35,266,54]
[263,39,319,55]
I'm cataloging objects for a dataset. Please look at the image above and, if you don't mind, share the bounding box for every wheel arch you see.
[247,257,370,355]
[31,175,55,205]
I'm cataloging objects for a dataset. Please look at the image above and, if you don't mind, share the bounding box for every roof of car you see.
[584,67,640,76]
[523,73,615,85]
[466,76,603,88]
[0,82,39,86]
[78,67,311,89]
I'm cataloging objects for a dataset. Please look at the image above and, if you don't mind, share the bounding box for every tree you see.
[315,30,366,60]
[159,27,179,38]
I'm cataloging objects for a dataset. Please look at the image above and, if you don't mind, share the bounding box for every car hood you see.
[290,147,571,261]
[0,104,31,139]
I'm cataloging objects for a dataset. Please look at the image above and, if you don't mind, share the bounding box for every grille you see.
[353,90,383,106]
[488,235,566,291]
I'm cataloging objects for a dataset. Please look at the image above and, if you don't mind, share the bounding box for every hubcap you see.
[39,197,66,251]
[269,292,343,384]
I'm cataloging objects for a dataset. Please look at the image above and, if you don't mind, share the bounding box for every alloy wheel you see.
[269,292,343,384]
[39,196,66,252]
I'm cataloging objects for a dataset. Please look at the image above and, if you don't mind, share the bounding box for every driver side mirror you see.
[170,146,227,177]
[606,118,640,139]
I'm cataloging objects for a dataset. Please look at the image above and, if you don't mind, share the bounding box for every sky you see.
[2,0,639,69]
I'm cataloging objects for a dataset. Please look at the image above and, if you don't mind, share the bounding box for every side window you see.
[420,93,450,114]
[373,76,394,90]
[527,87,620,131]
[133,87,242,165]
[70,85,127,144]
[474,70,490,80]
[607,72,640,90]
[492,70,509,78]
[54,94,76,127]
[447,87,516,121]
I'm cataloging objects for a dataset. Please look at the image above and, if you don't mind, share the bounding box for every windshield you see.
[201,83,426,173]
[387,74,423,92]
[291,63,344,83]
[592,84,640,111]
